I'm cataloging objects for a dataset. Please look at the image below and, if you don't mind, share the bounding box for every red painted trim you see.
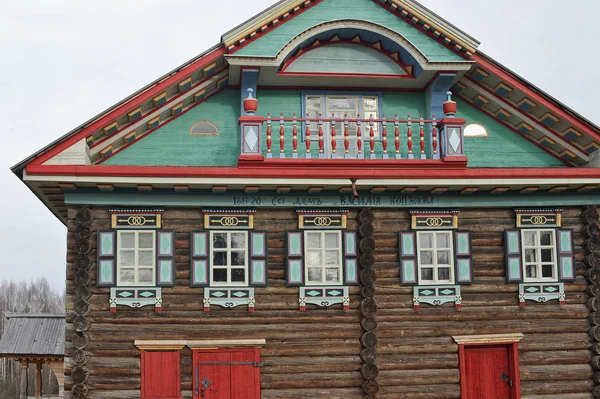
[256,84,425,93]
[240,158,467,169]
[463,76,588,156]
[140,350,181,399]
[277,71,413,79]
[97,88,224,164]
[458,342,521,399]
[472,54,600,143]
[91,66,228,150]
[228,0,323,54]
[455,93,573,167]
[25,164,600,180]
[280,39,414,76]
[371,0,471,61]
[29,47,227,166]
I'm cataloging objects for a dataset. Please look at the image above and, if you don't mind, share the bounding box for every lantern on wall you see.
[437,91,467,161]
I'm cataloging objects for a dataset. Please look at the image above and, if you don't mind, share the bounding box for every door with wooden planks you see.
[460,344,520,399]
[193,349,261,399]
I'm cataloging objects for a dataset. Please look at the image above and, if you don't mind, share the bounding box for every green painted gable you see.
[236,0,463,62]
[104,89,240,167]
[458,99,565,168]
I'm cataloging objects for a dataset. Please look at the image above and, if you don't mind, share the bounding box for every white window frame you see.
[116,230,156,286]
[304,94,380,158]
[521,229,557,283]
[209,230,249,287]
[304,230,343,286]
[416,230,455,285]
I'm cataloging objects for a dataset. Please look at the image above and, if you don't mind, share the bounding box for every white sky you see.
[0,0,598,291]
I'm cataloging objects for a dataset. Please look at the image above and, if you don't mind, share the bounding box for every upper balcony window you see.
[304,93,380,158]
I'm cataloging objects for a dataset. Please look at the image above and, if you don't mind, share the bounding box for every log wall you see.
[63,206,593,399]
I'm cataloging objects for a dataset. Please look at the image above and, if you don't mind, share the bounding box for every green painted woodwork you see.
[458,99,566,168]
[288,260,303,282]
[401,233,415,256]
[105,89,241,167]
[559,230,572,252]
[288,233,303,256]
[506,231,520,254]
[193,233,207,257]
[236,0,463,62]
[345,234,356,255]
[100,233,114,256]
[159,260,172,282]
[507,257,521,281]
[65,191,600,208]
[456,234,469,255]
[193,260,208,285]
[456,259,471,282]
[252,260,266,282]
[99,260,114,284]
[560,257,574,279]
[252,234,265,256]
[160,233,172,255]
[285,43,407,75]
[402,260,416,282]
[345,259,357,282]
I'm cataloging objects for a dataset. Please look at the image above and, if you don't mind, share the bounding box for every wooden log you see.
[586,254,600,271]
[588,297,600,312]
[72,349,88,366]
[74,239,91,255]
[73,255,91,271]
[360,269,377,286]
[360,363,379,380]
[361,317,377,332]
[73,316,91,333]
[359,253,375,269]
[71,383,89,399]
[362,380,379,395]
[584,223,600,239]
[360,332,378,349]
[360,348,378,364]
[586,269,600,285]
[75,270,91,287]
[590,312,600,326]
[75,207,93,225]
[360,299,378,317]
[359,237,376,253]
[71,332,90,350]
[361,285,376,299]
[71,366,90,384]
[584,237,600,256]
[359,224,374,238]
[358,209,375,224]
[592,356,600,371]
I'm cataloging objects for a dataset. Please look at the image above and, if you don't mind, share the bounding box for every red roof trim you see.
[25,164,600,179]
[29,46,227,166]
[472,54,600,143]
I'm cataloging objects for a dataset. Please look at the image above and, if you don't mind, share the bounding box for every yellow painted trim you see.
[204,214,210,228]
[135,340,187,351]
[453,333,524,345]
[411,215,416,229]
[249,214,255,229]
[111,214,118,229]
[516,215,521,228]
[556,213,561,227]
[190,120,219,136]
[299,215,304,229]
[341,214,347,229]
[452,215,458,229]
[156,213,162,228]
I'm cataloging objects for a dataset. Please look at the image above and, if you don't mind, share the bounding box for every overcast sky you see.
[1,0,599,291]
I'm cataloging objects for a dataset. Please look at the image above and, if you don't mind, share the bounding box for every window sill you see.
[110,287,162,312]
[204,287,255,312]
[413,285,461,310]
[299,286,350,310]
[518,282,565,306]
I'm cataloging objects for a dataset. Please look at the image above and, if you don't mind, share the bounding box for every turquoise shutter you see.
[156,231,176,287]
[343,231,359,285]
[286,231,305,286]
[97,231,116,287]
[190,231,210,287]
[399,231,418,286]
[504,229,523,283]
[249,231,268,286]
[557,228,576,282]
[454,230,473,284]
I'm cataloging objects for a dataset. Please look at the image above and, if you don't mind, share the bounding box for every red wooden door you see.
[194,349,260,399]
[462,345,515,399]
[141,351,181,399]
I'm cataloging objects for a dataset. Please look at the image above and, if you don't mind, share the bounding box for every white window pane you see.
[213,233,227,249]
[420,251,433,265]
[524,231,536,246]
[329,97,356,111]
[213,251,227,266]
[542,264,554,278]
[419,233,433,249]
[120,233,135,249]
[541,248,553,262]
[421,268,433,281]
[120,251,134,266]
[437,233,450,249]
[231,251,246,266]
[306,96,322,111]
[231,233,246,248]
[540,232,552,246]
[325,251,340,266]
[213,268,227,282]
[138,268,153,284]
[438,267,451,281]
[119,268,135,284]
[325,268,340,283]
[437,250,451,265]
[138,233,154,249]
[307,233,321,249]
[525,249,536,263]
[363,97,378,111]
[139,250,154,266]
[231,269,245,283]
[526,265,537,278]
[308,268,322,283]
[306,250,322,266]
[324,233,339,248]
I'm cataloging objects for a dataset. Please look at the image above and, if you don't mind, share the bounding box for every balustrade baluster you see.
[382,114,388,159]
[419,114,426,159]
[292,113,298,158]
[431,115,438,159]
[330,114,337,157]
[369,114,375,159]
[344,114,350,159]
[356,114,363,158]
[305,113,311,158]
[279,113,285,158]
[318,113,324,158]
[266,113,272,158]
[394,114,400,159]
[407,115,413,159]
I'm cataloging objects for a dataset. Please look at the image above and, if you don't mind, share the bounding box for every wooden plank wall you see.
[64,206,592,399]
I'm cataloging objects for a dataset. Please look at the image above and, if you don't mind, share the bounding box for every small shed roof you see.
[0,313,65,357]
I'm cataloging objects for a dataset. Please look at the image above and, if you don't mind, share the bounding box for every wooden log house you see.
[10,0,600,398]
